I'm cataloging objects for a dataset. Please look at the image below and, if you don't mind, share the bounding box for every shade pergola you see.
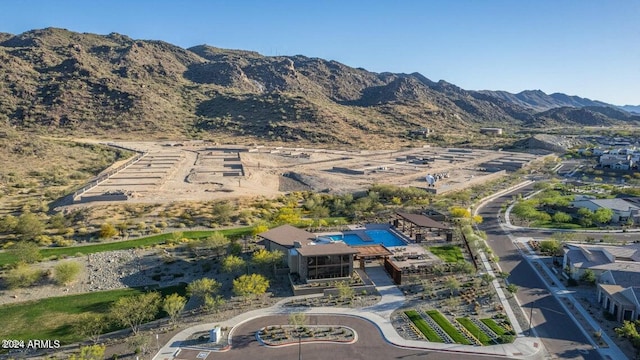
[353,245,393,258]
[394,211,450,242]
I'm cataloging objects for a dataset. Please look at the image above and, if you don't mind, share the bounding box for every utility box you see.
[209,326,222,343]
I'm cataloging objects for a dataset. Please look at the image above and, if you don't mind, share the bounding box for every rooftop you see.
[396,211,450,229]
[295,242,359,257]
[258,225,315,248]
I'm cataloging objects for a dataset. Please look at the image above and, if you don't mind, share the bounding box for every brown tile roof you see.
[396,211,450,229]
[296,243,359,256]
[258,225,314,248]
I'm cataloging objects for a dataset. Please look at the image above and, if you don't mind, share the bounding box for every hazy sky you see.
[1,0,639,105]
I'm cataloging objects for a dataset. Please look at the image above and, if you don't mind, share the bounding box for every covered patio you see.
[393,211,451,242]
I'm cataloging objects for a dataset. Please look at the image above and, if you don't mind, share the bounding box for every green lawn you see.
[0,227,252,266]
[480,318,507,336]
[404,310,443,342]
[0,284,186,344]
[428,245,465,263]
[426,310,471,345]
[456,317,492,345]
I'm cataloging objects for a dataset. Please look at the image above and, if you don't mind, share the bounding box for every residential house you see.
[571,198,640,223]
[563,243,640,321]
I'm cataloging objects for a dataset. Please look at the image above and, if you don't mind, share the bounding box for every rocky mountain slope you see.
[0,28,638,148]
[476,89,612,112]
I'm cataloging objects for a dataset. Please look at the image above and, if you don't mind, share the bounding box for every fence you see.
[72,145,145,202]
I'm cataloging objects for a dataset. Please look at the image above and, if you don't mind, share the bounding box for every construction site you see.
[70,141,540,206]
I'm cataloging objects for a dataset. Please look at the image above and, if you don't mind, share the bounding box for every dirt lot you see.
[63,141,537,209]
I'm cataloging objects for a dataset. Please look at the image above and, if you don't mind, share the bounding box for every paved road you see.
[190,315,510,360]
[477,185,602,360]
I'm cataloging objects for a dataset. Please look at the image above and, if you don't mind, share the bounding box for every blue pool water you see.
[329,230,406,247]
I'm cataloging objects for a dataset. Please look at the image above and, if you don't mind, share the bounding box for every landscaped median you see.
[456,317,492,345]
[257,325,356,346]
[404,310,443,342]
[425,310,471,345]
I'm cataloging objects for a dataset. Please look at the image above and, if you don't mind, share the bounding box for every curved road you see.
[477,184,601,360]
[201,315,510,360]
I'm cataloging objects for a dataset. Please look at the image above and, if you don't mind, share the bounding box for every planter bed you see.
[426,310,471,345]
[404,310,443,342]
[456,317,492,345]
[480,318,507,335]
[257,325,355,346]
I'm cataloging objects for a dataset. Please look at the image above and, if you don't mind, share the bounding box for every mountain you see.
[534,106,640,126]
[619,105,640,114]
[476,89,611,112]
[0,28,638,148]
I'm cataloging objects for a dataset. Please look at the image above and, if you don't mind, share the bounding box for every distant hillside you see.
[476,89,611,112]
[619,105,640,114]
[0,28,638,148]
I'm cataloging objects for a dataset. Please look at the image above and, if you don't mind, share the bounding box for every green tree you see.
[539,239,561,256]
[233,273,270,302]
[4,263,42,289]
[251,249,284,275]
[49,213,67,231]
[614,320,640,349]
[0,214,18,233]
[54,261,83,285]
[335,281,355,302]
[580,269,597,285]
[449,206,471,218]
[593,208,614,224]
[189,232,230,257]
[552,211,572,223]
[8,241,42,263]
[203,294,226,313]
[15,212,45,239]
[273,206,302,225]
[211,201,234,224]
[252,224,269,237]
[127,333,152,356]
[506,283,519,295]
[186,278,221,301]
[163,293,187,325]
[68,344,106,360]
[73,314,107,344]
[110,292,161,334]
[222,255,246,275]
[445,276,460,297]
[99,223,118,239]
[577,208,594,227]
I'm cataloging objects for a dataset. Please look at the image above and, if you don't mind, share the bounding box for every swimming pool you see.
[329,230,407,247]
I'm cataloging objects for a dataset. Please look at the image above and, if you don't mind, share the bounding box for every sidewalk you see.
[512,238,628,360]
[153,266,546,360]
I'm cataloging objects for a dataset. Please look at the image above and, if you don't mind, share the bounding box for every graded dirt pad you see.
[69,141,538,207]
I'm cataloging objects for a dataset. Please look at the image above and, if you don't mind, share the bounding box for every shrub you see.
[54,261,83,285]
[4,264,43,289]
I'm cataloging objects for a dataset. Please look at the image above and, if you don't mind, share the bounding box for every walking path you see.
[153,266,545,360]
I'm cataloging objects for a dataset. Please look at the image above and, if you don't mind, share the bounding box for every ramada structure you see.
[563,243,640,322]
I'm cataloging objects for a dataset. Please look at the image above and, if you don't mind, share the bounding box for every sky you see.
[1,0,639,105]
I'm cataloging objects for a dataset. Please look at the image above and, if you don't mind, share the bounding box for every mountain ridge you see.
[0,27,638,147]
